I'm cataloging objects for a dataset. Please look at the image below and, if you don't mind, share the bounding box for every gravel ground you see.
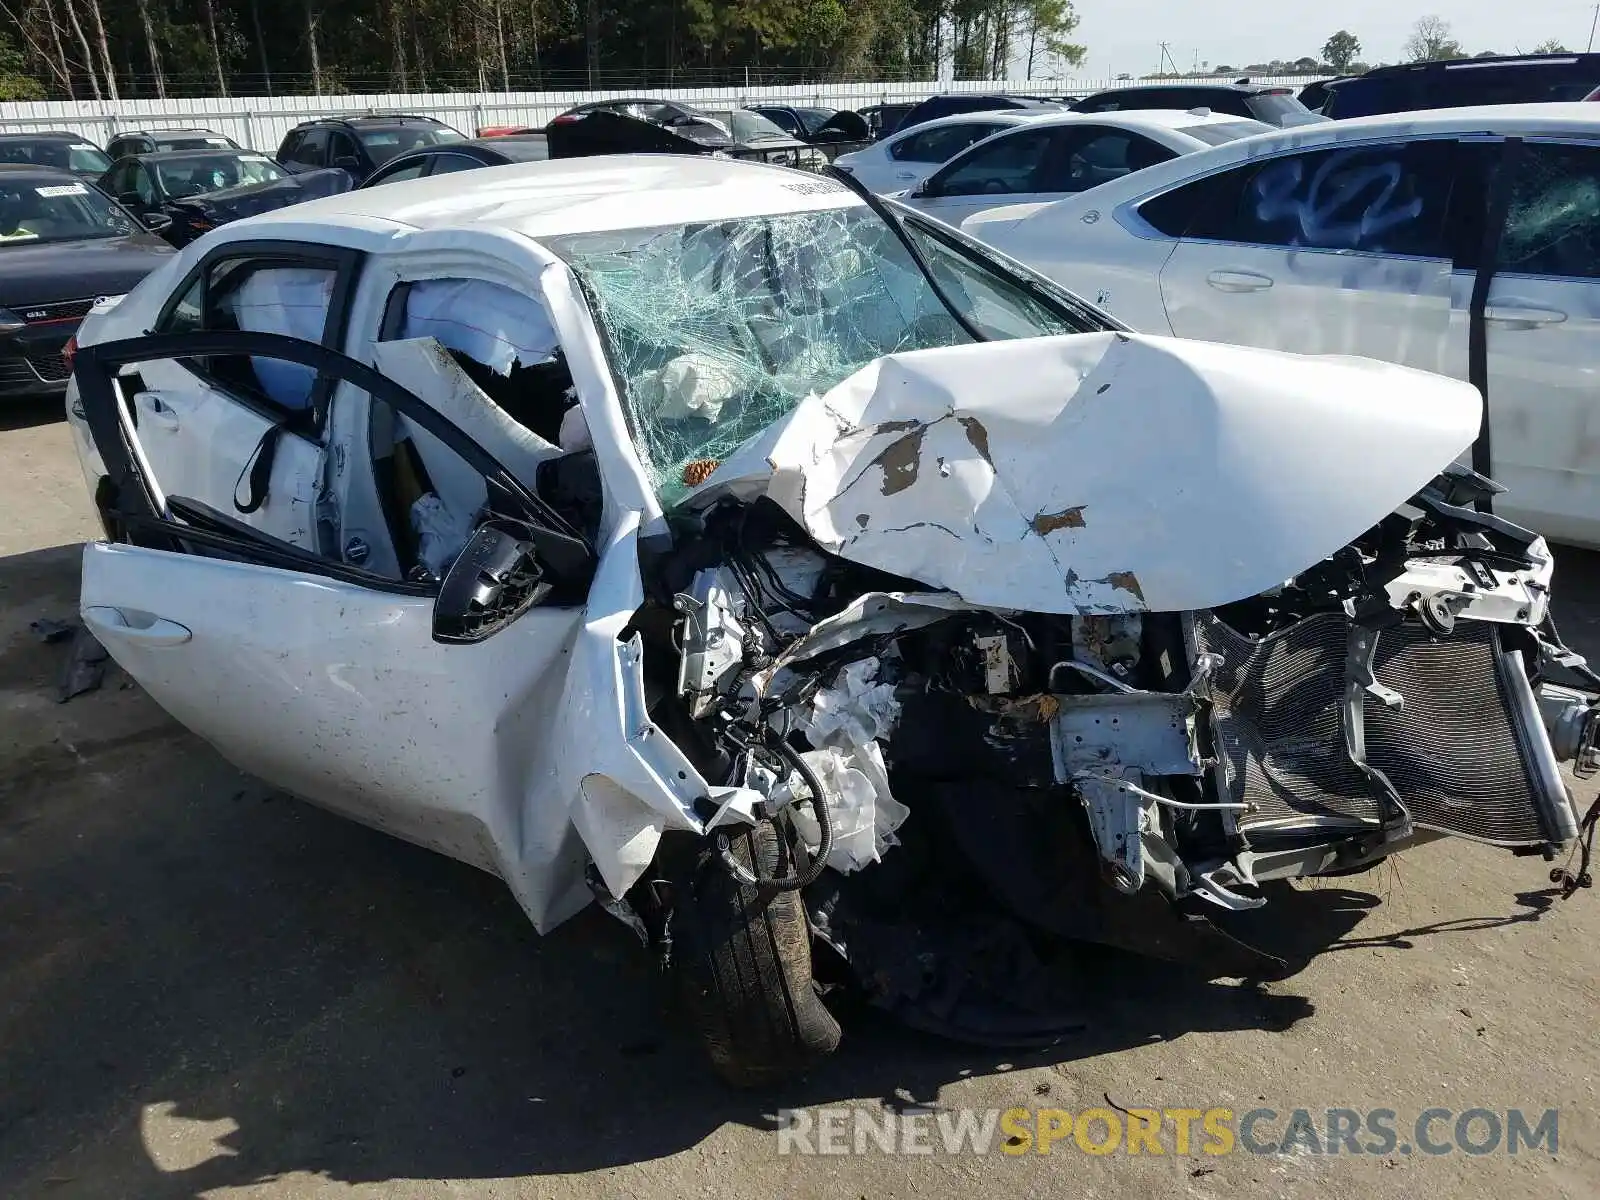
[2,396,1598,1199]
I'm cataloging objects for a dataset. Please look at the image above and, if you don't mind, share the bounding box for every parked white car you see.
[64,155,1599,1086]
[894,109,1273,227]
[963,103,1600,548]
[831,110,1051,194]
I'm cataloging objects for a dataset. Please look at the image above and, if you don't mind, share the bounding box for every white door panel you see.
[81,541,585,884]
[1480,273,1600,547]
[1161,243,1453,370]
[129,377,322,549]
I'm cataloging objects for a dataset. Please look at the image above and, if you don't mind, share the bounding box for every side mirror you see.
[910,177,934,198]
[433,523,551,644]
[141,211,173,233]
[331,155,361,171]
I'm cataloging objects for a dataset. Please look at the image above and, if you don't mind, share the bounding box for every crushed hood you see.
[703,332,1483,614]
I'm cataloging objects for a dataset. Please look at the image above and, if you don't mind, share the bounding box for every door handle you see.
[136,392,180,431]
[1206,269,1274,293]
[82,605,192,646]
[1484,306,1567,330]
[895,171,916,180]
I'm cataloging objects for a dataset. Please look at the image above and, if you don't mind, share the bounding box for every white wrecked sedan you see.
[64,156,1600,1085]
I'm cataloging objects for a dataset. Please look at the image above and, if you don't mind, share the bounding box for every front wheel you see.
[672,821,841,1087]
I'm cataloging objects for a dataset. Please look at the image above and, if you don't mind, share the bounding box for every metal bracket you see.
[1075,771,1150,894]
[1343,625,1413,837]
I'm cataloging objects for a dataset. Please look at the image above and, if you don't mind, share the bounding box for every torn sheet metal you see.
[760,332,1484,615]
[399,278,559,375]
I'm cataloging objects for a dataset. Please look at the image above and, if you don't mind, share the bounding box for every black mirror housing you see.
[433,523,553,644]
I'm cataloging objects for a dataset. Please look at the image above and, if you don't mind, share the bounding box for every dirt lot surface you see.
[3,396,1599,1199]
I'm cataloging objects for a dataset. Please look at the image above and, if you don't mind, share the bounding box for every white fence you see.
[0,76,1322,150]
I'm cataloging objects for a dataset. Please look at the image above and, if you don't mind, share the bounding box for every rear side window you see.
[892,122,1001,163]
[1501,142,1600,279]
[1152,139,1456,257]
[933,128,1053,196]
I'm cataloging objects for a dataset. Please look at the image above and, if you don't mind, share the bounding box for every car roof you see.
[1357,51,1600,77]
[242,154,861,244]
[988,109,1266,136]
[295,114,442,128]
[0,130,86,141]
[1081,82,1281,96]
[126,148,264,162]
[0,163,93,183]
[889,109,1055,136]
[118,128,226,137]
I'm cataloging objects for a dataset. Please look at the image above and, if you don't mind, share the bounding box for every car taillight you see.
[62,334,78,370]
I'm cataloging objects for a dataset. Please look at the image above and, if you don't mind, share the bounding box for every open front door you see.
[74,331,600,930]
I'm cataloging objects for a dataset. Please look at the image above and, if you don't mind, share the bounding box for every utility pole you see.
[1589,3,1599,53]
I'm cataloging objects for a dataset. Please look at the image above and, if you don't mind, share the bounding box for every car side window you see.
[371,157,429,184]
[292,128,329,167]
[1163,139,1456,257]
[329,130,360,165]
[930,128,1054,197]
[133,163,158,206]
[157,254,344,414]
[892,124,988,163]
[426,153,479,176]
[1500,142,1600,279]
[759,108,800,135]
[1036,128,1177,193]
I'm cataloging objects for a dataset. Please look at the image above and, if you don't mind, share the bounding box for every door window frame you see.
[75,330,592,602]
[153,238,366,431]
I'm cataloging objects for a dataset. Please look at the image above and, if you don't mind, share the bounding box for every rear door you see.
[1470,138,1600,544]
[74,330,596,909]
[1157,136,1460,374]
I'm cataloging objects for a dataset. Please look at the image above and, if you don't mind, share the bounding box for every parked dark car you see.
[1322,53,1600,119]
[1297,77,1351,114]
[99,149,289,241]
[857,102,917,140]
[1072,82,1326,127]
[744,104,870,146]
[551,102,829,168]
[105,128,241,158]
[0,132,112,181]
[0,166,173,401]
[160,167,357,246]
[890,93,1067,134]
[276,114,467,184]
[360,133,549,188]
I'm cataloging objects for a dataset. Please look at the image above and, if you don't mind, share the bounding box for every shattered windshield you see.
[547,203,1080,503]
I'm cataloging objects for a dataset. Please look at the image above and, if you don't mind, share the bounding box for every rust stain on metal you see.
[1031,506,1087,536]
[1105,571,1145,601]
[958,415,992,465]
[871,427,926,496]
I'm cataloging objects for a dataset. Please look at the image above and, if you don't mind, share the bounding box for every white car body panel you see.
[832,111,1050,195]
[753,333,1482,614]
[967,104,1600,547]
[59,154,1566,948]
[900,110,1268,228]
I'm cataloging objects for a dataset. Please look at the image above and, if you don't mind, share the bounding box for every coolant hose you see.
[715,735,834,892]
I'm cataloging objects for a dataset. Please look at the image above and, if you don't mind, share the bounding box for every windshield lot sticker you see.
[36,183,88,197]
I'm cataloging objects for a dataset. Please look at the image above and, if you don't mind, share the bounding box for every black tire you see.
[673,821,841,1087]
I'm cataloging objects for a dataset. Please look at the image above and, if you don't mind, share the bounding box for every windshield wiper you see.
[823,164,987,344]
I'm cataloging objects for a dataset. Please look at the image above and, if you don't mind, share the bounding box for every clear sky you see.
[1053,0,1599,79]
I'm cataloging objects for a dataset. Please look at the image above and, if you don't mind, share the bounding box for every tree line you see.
[0,0,1085,100]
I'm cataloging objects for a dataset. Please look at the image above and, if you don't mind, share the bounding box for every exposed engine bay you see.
[619,463,1600,1055]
